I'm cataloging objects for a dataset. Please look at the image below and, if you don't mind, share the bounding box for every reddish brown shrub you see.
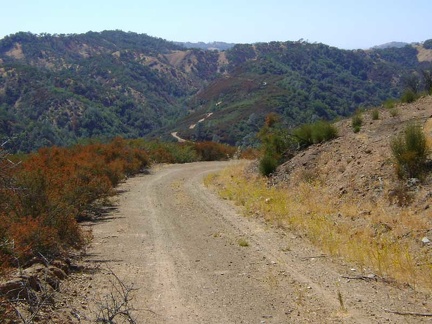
[8,217,60,263]
[193,142,236,161]
[239,148,260,159]
[1,138,149,266]
[0,137,237,273]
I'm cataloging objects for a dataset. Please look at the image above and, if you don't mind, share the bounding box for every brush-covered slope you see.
[1,31,431,151]
[0,31,222,151]
[169,41,432,146]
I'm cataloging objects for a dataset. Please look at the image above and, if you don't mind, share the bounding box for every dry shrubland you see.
[0,139,238,274]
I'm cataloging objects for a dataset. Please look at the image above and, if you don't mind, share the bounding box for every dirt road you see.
[71,161,431,323]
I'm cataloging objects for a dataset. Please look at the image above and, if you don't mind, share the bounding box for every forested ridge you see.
[1,30,431,151]
[177,41,431,145]
[0,31,221,151]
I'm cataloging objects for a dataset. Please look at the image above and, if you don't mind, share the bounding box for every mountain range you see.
[1,30,431,152]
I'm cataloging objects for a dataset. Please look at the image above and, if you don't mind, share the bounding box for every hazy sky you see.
[1,0,431,49]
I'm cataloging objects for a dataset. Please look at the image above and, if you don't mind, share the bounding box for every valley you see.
[1,31,432,151]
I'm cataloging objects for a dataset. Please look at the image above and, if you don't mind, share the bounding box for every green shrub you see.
[259,153,278,176]
[371,109,379,120]
[258,116,337,177]
[351,114,363,132]
[391,123,428,179]
[293,124,313,147]
[293,121,338,147]
[389,108,399,117]
[401,89,418,103]
[311,121,338,143]
[383,99,397,109]
[258,114,293,162]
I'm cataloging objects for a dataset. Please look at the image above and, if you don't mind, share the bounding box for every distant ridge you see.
[176,41,235,51]
[372,41,410,49]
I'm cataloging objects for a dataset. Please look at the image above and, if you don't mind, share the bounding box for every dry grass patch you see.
[425,118,432,148]
[237,238,249,247]
[206,161,432,291]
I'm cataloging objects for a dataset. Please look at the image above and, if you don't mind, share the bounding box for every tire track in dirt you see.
[76,161,431,323]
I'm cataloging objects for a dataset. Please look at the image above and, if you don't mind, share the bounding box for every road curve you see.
[82,161,429,323]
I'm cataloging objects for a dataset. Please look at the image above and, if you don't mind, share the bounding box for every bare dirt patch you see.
[5,43,24,60]
[417,46,432,62]
[164,50,190,67]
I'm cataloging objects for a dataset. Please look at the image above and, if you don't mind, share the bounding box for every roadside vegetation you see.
[0,138,239,275]
[207,100,432,291]
[207,159,432,291]
[257,114,338,176]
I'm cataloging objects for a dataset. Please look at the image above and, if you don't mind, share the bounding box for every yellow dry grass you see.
[164,50,190,67]
[417,46,432,62]
[205,161,432,291]
[5,43,25,60]
[218,51,229,66]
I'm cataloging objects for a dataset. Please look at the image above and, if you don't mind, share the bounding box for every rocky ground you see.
[273,96,432,212]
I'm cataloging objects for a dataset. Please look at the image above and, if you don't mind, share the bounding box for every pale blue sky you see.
[1,0,431,49]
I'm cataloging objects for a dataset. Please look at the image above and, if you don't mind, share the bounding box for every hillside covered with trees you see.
[1,30,432,151]
[0,31,221,151]
[174,41,432,145]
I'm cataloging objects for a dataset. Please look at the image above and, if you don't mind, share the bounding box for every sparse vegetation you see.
[257,113,293,176]
[237,238,249,247]
[387,183,414,207]
[389,108,399,117]
[0,254,85,323]
[351,113,363,133]
[292,120,338,147]
[337,290,347,313]
[371,109,379,120]
[259,154,279,177]
[401,89,418,103]
[95,270,137,324]
[391,123,429,179]
[383,98,397,109]
[207,158,432,290]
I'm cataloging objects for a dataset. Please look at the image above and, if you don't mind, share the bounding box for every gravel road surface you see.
[72,161,431,323]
